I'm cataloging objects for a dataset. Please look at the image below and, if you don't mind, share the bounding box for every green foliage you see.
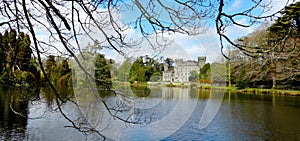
[236,68,249,89]
[188,70,199,82]
[116,58,132,82]
[16,34,32,71]
[0,30,37,86]
[129,57,147,83]
[128,56,162,83]
[45,55,56,75]
[229,3,300,90]
[44,56,72,86]
[150,72,161,81]
[268,2,300,36]
[164,58,174,70]
[59,59,71,76]
[94,53,112,89]
[199,63,210,80]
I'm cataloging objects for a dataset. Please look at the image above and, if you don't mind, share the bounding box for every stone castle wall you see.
[163,57,206,82]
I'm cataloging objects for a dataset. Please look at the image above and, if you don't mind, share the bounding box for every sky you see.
[97,0,297,64]
[1,0,297,63]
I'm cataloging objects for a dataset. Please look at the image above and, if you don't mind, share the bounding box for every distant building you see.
[162,57,206,82]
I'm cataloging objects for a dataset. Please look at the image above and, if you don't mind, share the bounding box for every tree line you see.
[229,2,300,89]
[0,30,39,87]
[1,2,299,90]
[0,30,72,87]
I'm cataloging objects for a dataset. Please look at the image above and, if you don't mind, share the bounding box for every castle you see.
[162,57,206,82]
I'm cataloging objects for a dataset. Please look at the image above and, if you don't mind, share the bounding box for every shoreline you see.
[131,82,300,97]
[119,81,300,97]
[198,85,300,96]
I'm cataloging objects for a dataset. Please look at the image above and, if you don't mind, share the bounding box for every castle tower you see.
[198,57,206,67]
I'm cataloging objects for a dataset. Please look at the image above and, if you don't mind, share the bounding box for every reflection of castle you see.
[163,57,206,82]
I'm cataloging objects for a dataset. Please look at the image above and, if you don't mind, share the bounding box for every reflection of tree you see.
[42,86,74,107]
[0,87,35,140]
[197,89,210,100]
[130,85,151,97]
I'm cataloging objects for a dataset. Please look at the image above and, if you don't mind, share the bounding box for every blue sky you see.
[97,0,296,63]
[1,0,295,63]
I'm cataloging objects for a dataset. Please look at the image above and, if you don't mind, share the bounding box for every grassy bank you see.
[113,81,300,96]
[198,85,300,96]
[236,88,300,96]
[199,85,237,91]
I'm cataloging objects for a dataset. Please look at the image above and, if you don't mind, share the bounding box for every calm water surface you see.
[1,86,300,140]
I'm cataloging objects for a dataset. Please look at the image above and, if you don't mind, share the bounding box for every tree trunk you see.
[272,77,276,89]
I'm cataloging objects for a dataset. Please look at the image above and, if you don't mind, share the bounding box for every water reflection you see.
[0,87,38,140]
[76,86,199,140]
[0,85,79,141]
[166,90,300,140]
[41,86,74,106]
[1,86,300,140]
[130,85,151,97]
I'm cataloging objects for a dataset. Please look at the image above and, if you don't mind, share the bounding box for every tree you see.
[94,54,112,88]
[188,70,199,82]
[0,30,37,86]
[235,68,249,89]
[16,33,32,71]
[129,57,147,83]
[57,59,72,85]
[128,56,162,83]
[45,55,57,77]
[164,58,175,71]
[199,63,211,80]
[231,3,300,89]
[214,1,300,58]
[229,48,252,86]
[0,0,283,70]
[0,0,295,138]
[44,55,72,85]
[0,0,291,91]
[268,2,300,37]
[116,58,132,82]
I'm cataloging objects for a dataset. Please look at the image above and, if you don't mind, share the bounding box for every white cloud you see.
[3,0,295,63]
[225,18,256,37]
[227,0,241,11]
[109,29,221,64]
[222,0,298,46]
[262,0,298,16]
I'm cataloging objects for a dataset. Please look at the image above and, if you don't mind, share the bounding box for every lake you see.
[1,86,300,140]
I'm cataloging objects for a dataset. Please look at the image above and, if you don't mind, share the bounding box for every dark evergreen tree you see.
[16,33,32,71]
[164,58,174,70]
[94,54,112,88]
[236,67,249,89]
[0,30,37,86]
[268,2,300,36]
